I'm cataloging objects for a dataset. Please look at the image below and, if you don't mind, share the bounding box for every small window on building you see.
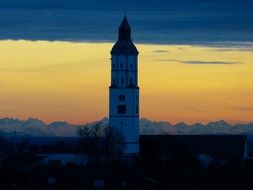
[130,64,133,68]
[113,64,115,68]
[118,105,126,114]
[130,78,133,84]
[119,95,125,101]
[120,63,123,69]
[121,78,124,84]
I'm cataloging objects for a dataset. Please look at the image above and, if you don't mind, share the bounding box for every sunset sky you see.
[0,40,252,124]
[0,0,253,124]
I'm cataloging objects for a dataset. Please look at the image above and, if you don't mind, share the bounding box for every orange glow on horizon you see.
[0,40,253,124]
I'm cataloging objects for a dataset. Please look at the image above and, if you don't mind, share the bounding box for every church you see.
[109,16,139,154]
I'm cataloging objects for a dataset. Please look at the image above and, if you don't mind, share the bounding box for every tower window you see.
[118,105,126,114]
[119,95,125,101]
[121,78,124,84]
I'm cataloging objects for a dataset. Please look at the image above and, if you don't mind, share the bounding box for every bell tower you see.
[109,16,139,154]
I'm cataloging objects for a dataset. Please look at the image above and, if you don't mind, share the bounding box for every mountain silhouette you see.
[1,117,253,137]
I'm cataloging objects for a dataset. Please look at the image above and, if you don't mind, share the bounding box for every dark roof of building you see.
[111,40,138,55]
[140,135,246,161]
[111,16,138,55]
[120,16,130,28]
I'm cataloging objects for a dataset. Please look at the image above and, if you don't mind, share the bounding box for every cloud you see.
[157,59,181,62]
[157,59,241,65]
[232,107,253,112]
[152,50,169,53]
[197,42,253,50]
[207,48,253,52]
[182,61,241,64]
[0,1,253,44]
[177,47,186,51]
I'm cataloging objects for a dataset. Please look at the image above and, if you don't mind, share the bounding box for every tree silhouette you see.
[78,121,125,167]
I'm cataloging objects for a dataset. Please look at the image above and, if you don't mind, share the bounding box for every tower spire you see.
[119,16,131,41]
[124,0,127,17]
[111,16,138,55]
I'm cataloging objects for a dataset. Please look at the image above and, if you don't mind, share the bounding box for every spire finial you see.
[124,0,127,17]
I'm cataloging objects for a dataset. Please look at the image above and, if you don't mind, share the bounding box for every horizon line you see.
[0,116,252,126]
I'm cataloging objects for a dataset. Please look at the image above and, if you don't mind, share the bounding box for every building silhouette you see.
[109,16,139,154]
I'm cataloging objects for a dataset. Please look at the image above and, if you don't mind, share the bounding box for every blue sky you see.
[0,0,253,44]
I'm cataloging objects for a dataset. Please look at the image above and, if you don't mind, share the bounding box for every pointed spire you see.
[111,16,138,55]
[119,16,131,40]
[120,16,130,28]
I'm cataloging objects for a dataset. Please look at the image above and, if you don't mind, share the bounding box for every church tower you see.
[109,16,139,154]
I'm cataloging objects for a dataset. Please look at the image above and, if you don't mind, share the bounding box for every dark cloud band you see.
[182,61,241,65]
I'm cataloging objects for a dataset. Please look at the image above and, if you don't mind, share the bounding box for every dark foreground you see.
[0,135,253,190]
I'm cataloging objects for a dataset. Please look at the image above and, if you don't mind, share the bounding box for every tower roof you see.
[111,16,138,55]
[120,16,130,29]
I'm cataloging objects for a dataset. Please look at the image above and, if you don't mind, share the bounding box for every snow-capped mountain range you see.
[0,117,253,137]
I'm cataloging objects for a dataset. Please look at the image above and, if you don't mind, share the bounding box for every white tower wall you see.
[109,17,139,154]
